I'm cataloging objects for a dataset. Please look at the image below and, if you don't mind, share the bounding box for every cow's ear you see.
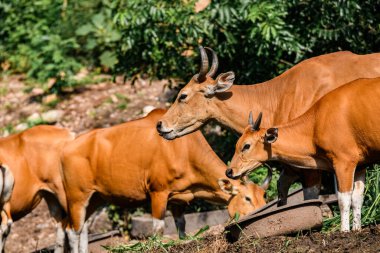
[218,178,239,195]
[264,128,278,143]
[205,72,235,96]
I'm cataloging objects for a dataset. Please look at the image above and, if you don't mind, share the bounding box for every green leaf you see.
[75,24,94,36]
[99,51,118,68]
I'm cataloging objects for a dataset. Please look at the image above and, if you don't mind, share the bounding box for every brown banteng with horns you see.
[157,46,380,205]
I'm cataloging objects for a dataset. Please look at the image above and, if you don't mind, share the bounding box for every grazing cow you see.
[0,126,75,252]
[156,47,380,205]
[226,77,380,231]
[61,109,271,253]
[0,164,14,251]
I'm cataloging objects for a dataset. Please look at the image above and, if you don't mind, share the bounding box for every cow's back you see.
[312,77,380,162]
[269,51,380,124]
[61,109,207,205]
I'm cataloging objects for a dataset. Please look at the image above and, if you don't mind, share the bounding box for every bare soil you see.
[165,224,380,253]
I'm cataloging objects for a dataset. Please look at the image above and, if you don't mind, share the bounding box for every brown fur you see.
[61,109,266,234]
[158,51,380,203]
[229,77,380,231]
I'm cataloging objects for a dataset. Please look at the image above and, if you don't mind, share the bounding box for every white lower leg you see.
[54,222,66,253]
[352,172,365,231]
[66,228,80,253]
[79,221,89,253]
[338,191,352,232]
[152,218,165,235]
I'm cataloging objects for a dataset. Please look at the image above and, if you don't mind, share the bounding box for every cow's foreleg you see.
[335,161,356,232]
[150,191,169,235]
[170,204,186,239]
[277,168,299,206]
[66,200,89,253]
[352,169,366,231]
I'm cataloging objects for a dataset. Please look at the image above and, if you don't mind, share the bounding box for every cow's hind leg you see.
[334,160,356,232]
[352,168,366,231]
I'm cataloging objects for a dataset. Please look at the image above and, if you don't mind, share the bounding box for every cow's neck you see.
[190,146,231,202]
[270,112,320,169]
[213,82,284,134]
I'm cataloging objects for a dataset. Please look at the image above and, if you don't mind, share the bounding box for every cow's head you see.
[226,112,278,179]
[156,46,235,140]
[218,166,272,218]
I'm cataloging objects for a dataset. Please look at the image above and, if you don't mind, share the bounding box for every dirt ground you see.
[165,224,380,253]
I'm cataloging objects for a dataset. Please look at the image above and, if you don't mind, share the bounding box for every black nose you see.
[156,121,162,132]
[225,168,233,178]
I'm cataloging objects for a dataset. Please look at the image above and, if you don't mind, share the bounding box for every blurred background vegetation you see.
[1,0,379,92]
[1,0,380,231]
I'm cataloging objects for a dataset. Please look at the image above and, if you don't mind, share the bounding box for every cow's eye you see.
[245,196,251,202]
[242,143,250,152]
[178,94,187,101]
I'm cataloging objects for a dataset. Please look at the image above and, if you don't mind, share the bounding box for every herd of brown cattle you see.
[1,47,380,252]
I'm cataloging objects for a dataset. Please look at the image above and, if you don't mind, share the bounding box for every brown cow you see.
[157,47,380,205]
[61,109,270,252]
[0,125,74,252]
[227,77,380,232]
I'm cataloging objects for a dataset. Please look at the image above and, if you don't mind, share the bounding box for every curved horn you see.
[204,47,219,77]
[248,111,254,127]
[252,112,262,131]
[260,164,273,191]
[196,46,209,82]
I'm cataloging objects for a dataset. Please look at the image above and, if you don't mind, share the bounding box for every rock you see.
[130,210,229,239]
[88,208,113,234]
[142,105,156,116]
[42,94,58,105]
[41,110,64,123]
[27,112,41,122]
[31,88,44,96]
[130,215,155,239]
[15,123,28,132]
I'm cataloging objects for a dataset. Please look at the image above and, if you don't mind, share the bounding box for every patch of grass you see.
[323,164,380,232]
[0,86,8,96]
[103,226,209,253]
[115,93,129,110]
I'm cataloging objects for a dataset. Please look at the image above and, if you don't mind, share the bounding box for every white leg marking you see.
[54,222,65,253]
[352,172,365,231]
[66,228,80,253]
[152,218,165,235]
[79,221,89,253]
[338,191,352,232]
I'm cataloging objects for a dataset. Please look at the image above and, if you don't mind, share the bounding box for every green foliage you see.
[114,0,380,83]
[0,0,120,92]
[323,165,380,232]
